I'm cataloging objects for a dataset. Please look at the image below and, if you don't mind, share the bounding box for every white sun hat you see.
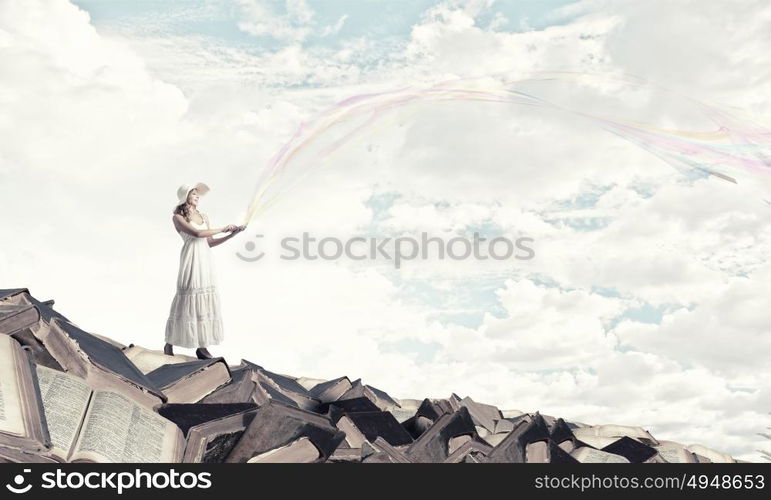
[175,182,210,207]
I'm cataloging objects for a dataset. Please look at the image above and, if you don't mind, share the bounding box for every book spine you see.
[23,345,52,450]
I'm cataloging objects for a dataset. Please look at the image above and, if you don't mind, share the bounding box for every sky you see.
[1,0,771,461]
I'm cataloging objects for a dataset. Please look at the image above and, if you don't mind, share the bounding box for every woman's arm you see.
[173,214,232,238]
[207,231,239,248]
[207,221,244,247]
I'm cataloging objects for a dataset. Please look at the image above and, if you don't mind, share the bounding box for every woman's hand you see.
[208,224,245,248]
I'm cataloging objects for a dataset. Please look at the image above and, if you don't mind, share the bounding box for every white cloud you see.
[596,0,771,111]
[319,14,348,38]
[235,0,351,44]
[236,0,315,42]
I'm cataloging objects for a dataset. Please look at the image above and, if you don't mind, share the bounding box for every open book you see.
[0,335,50,454]
[38,318,165,407]
[122,344,196,374]
[35,365,184,463]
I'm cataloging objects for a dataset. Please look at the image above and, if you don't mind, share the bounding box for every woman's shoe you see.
[196,348,213,360]
[163,343,174,356]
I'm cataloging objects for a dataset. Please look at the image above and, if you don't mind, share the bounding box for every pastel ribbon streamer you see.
[243,71,771,225]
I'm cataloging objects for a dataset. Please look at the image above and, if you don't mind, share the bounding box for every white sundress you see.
[165,216,224,348]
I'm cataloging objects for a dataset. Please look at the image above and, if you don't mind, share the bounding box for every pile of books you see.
[0,287,740,463]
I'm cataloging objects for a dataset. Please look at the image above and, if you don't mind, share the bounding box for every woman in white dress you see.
[164,182,244,359]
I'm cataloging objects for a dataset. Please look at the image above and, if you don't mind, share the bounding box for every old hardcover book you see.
[198,368,257,404]
[602,436,659,463]
[459,396,502,434]
[443,437,492,463]
[225,401,345,463]
[653,440,698,463]
[309,376,352,403]
[0,290,67,370]
[37,318,165,407]
[573,424,659,448]
[368,436,412,463]
[486,414,550,463]
[320,397,381,423]
[402,414,435,440]
[405,407,477,463]
[329,442,363,463]
[335,411,414,447]
[246,437,320,463]
[549,440,580,463]
[0,304,41,336]
[0,335,51,455]
[0,292,61,370]
[8,328,62,371]
[338,379,400,411]
[0,444,58,463]
[122,344,196,374]
[35,365,185,463]
[146,358,231,404]
[549,418,577,446]
[685,443,735,463]
[250,366,320,411]
[157,403,258,463]
[391,398,420,423]
[0,289,69,332]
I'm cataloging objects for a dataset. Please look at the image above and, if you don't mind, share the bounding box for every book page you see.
[35,365,92,459]
[123,345,192,374]
[657,447,689,463]
[572,447,630,463]
[71,390,180,462]
[0,335,25,436]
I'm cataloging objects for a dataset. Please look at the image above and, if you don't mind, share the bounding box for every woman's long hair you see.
[174,203,192,222]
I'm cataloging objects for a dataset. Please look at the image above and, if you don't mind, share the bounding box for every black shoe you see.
[196,348,213,360]
[163,343,174,356]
